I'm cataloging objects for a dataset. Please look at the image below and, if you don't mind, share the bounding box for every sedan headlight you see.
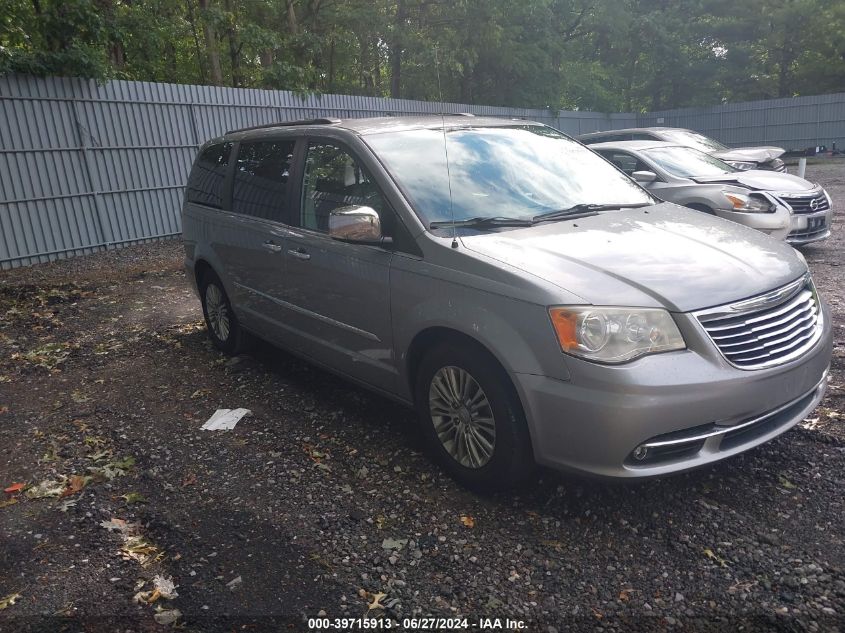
[722,190,774,213]
[548,306,686,363]
[726,160,756,171]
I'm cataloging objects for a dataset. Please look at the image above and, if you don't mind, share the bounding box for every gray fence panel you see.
[3,72,845,269]
[643,92,845,150]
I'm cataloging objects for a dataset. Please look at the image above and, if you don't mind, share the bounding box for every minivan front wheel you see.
[200,272,243,354]
[415,343,535,489]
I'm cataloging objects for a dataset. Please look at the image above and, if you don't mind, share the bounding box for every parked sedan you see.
[591,141,831,245]
[579,127,786,172]
[183,117,831,489]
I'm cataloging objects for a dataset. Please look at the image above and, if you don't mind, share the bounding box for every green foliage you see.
[1,0,844,109]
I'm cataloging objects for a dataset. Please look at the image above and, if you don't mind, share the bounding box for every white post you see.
[798,157,807,179]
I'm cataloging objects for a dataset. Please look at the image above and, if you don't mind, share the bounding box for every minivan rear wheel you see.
[415,343,535,489]
[200,271,243,354]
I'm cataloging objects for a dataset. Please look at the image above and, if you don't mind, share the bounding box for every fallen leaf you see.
[134,575,178,604]
[460,514,475,528]
[121,536,163,566]
[58,498,77,512]
[618,588,635,602]
[4,482,25,494]
[121,492,147,504]
[25,478,66,499]
[61,474,92,497]
[100,518,130,532]
[88,456,135,481]
[704,548,728,567]
[88,449,111,462]
[0,593,21,610]
[153,608,181,625]
[367,592,386,610]
[181,473,197,487]
[777,475,797,490]
[0,498,18,509]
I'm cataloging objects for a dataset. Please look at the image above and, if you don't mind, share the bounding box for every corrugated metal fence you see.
[0,73,635,269]
[1,73,844,269]
[643,92,845,150]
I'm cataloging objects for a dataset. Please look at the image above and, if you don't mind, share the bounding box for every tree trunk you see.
[389,0,406,98]
[186,0,208,83]
[198,0,224,85]
[327,37,335,92]
[285,0,298,34]
[224,0,242,87]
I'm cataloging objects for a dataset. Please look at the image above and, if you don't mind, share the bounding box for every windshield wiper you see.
[533,202,652,223]
[429,216,535,229]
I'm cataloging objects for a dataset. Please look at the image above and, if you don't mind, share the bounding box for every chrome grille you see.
[696,278,822,369]
[781,192,829,214]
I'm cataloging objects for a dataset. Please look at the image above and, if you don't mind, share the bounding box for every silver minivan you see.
[182,117,832,488]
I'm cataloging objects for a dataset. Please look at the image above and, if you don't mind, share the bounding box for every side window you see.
[186,142,232,208]
[232,140,296,221]
[599,151,646,176]
[631,133,657,141]
[300,141,386,233]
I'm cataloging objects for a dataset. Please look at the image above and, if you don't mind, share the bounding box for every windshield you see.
[365,125,654,227]
[642,146,736,178]
[659,129,728,153]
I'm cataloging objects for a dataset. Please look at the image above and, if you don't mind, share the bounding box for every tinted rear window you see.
[232,140,297,221]
[186,142,232,208]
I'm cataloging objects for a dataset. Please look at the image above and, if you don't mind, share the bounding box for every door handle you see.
[262,240,283,253]
[288,247,311,261]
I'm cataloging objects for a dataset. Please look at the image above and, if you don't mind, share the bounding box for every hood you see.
[691,169,816,193]
[460,203,806,313]
[713,146,785,163]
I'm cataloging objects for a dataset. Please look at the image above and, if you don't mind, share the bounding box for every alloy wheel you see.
[205,283,230,342]
[428,365,496,468]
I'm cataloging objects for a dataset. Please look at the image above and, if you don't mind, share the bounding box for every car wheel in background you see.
[415,342,535,489]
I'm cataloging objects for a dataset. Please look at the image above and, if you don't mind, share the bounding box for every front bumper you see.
[786,209,832,245]
[513,302,832,478]
[713,206,791,240]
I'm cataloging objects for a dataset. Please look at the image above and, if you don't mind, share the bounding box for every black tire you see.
[199,270,244,354]
[414,342,535,490]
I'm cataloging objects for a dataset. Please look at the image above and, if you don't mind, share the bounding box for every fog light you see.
[633,445,649,461]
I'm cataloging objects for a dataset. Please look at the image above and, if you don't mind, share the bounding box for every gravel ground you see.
[0,163,844,632]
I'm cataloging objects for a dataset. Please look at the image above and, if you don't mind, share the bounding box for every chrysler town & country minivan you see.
[182,116,832,488]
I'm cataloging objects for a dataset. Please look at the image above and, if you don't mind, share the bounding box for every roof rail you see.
[226,118,341,134]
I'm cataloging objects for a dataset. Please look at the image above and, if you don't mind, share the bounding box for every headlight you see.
[548,306,686,363]
[721,190,774,213]
[726,160,756,171]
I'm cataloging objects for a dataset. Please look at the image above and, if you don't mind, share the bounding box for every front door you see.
[279,140,396,393]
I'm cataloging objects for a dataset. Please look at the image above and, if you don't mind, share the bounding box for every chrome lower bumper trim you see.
[640,369,828,450]
[787,229,831,245]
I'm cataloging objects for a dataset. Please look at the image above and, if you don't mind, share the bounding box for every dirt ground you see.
[1,163,844,633]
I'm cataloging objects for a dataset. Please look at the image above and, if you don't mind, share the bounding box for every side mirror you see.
[328,205,388,244]
[632,170,657,184]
